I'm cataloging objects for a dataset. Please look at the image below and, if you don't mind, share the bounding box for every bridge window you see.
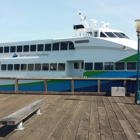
[115,62,125,70]
[23,45,29,52]
[42,63,49,70]
[113,32,124,38]
[35,64,41,71]
[10,46,16,52]
[45,44,51,51]
[37,44,44,51]
[21,64,26,71]
[105,32,116,38]
[30,45,36,52]
[1,64,6,70]
[8,64,13,70]
[61,43,68,50]
[17,45,22,52]
[94,62,103,70]
[100,32,107,37]
[58,63,65,71]
[105,62,114,70]
[0,47,3,53]
[4,46,9,53]
[85,63,93,70]
[127,62,136,70]
[50,63,57,71]
[28,64,34,71]
[53,43,59,50]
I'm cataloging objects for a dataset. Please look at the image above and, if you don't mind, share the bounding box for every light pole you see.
[134,19,140,104]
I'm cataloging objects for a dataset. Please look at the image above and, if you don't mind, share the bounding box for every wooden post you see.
[98,80,100,93]
[123,80,127,95]
[44,79,47,93]
[71,79,74,94]
[15,78,18,93]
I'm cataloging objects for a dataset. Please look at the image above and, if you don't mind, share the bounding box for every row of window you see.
[1,63,65,71]
[0,62,137,71]
[0,42,75,53]
[85,62,136,70]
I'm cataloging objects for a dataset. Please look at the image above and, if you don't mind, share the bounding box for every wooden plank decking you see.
[0,94,140,140]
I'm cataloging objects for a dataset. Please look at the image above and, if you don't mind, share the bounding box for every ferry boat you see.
[0,11,138,92]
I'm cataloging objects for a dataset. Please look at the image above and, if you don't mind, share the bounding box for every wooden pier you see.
[0,94,140,140]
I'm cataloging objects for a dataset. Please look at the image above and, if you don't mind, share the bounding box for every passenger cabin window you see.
[4,46,9,53]
[28,64,34,71]
[10,46,16,52]
[105,62,114,70]
[61,42,68,50]
[127,62,136,70]
[53,43,59,50]
[50,63,57,71]
[58,63,65,71]
[94,62,103,70]
[35,64,41,71]
[23,45,29,52]
[115,62,125,70]
[105,32,117,38]
[45,44,51,51]
[0,47,3,53]
[8,64,13,70]
[120,33,129,39]
[21,64,26,71]
[37,44,44,51]
[30,45,36,52]
[100,32,107,37]
[14,64,20,70]
[85,63,93,70]
[69,42,74,50]
[94,32,98,37]
[42,63,49,70]
[1,64,6,70]
[17,45,22,52]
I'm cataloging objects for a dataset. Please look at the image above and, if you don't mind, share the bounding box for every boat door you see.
[66,61,84,77]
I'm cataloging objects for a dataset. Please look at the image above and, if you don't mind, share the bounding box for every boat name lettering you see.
[75,40,89,43]
[19,53,49,57]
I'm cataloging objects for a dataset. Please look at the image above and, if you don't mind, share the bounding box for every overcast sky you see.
[0,0,139,43]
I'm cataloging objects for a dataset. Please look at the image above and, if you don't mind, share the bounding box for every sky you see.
[0,0,139,43]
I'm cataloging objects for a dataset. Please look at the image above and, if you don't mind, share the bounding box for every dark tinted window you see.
[74,62,79,69]
[23,45,29,52]
[100,32,107,37]
[45,44,51,51]
[10,46,16,52]
[14,64,20,70]
[94,62,103,70]
[21,64,26,71]
[8,64,13,70]
[42,63,49,70]
[37,44,44,51]
[105,32,116,38]
[69,42,75,50]
[35,64,41,71]
[50,63,57,70]
[53,43,59,50]
[115,62,125,70]
[30,45,36,52]
[113,32,124,38]
[17,45,22,52]
[105,62,114,70]
[1,64,6,70]
[0,47,3,53]
[61,42,68,50]
[28,64,34,71]
[85,63,93,70]
[58,63,65,71]
[4,46,9,53]
[127,62,136,70]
